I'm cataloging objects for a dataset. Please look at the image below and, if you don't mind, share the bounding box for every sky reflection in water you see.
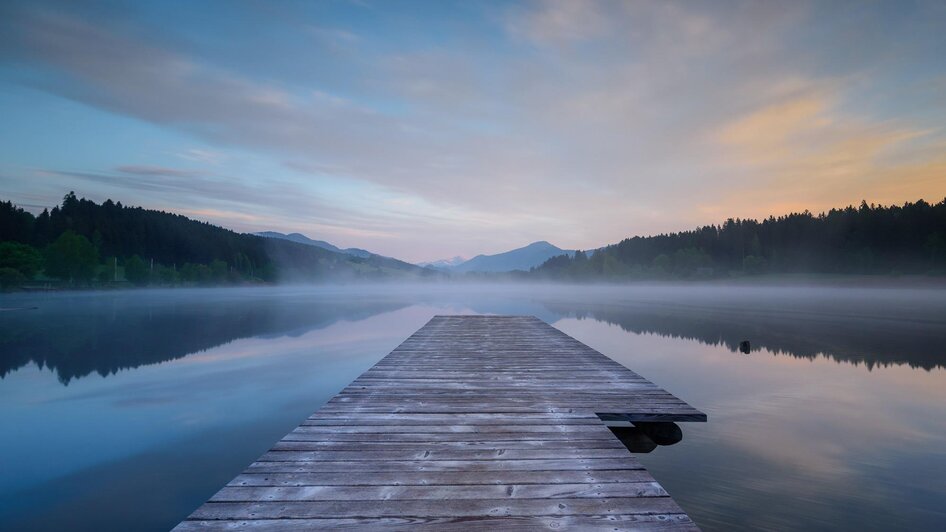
[1,284,944,531]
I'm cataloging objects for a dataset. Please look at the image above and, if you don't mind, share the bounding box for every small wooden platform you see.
[175,315,705,530]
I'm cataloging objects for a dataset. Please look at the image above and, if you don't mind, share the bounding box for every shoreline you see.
[4,274,946,297]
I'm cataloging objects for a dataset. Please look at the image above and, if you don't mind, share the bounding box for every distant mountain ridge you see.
[254,232,575,274]
[451,241,574,273]
[254,231,374,258]
[417,256,467,269]
[254,230,425,275]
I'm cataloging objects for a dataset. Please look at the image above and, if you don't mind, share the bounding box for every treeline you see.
[0,193,276,288]
[0,192,432,289]
[534,199,946,279]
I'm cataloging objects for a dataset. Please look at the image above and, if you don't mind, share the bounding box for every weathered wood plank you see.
[291,424,618,433]
[175,514,698,531]
[305,413,605,424]
[312,405,703,417]
[175,315,704,530]
[282,432,622,443]
[243,457,646,473]
[209,482,669,502]
[228,469,658,487]
[270,440,626,451]
[256,447,634,461]
[189,497,687,519]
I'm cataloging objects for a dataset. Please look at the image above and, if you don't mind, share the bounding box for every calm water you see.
[1,284,945,531]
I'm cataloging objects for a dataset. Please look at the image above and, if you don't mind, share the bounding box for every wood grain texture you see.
[174,315,704,531]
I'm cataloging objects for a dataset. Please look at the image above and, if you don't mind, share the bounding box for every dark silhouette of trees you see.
[44,230,99,284]
[124,255,149,286]
[28,192,272,269]
[0,242,42,277]
[533,199,946,279]
[0,192,426,288]
[4,193,943,287]
[0,200,34,243]
[0,192,280,286]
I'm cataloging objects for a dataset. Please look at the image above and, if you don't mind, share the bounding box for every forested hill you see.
[0,192,430,287]
[534,199,946,279]
[5,194,944,288]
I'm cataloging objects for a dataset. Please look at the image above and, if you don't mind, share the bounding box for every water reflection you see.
[551,301,946,530]
[1,284,945,531]
[539,285,946,370]
[0,289,427,531]
[0,288,410,383]
[4,285,944,387]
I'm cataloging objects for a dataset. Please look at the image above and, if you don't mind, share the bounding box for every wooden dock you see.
[175,315,705,530]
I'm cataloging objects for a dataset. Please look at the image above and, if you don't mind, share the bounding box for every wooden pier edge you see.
[174,315,706,530]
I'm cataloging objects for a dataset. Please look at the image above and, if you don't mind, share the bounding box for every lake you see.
[1,283,945,530]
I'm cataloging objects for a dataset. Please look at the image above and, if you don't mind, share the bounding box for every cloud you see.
[177,149,228,165]
[717,96,832,163]
[45,170,244,201]
[1,1,945,260]
[505,0,613,44]
[704,84,946,216]
[115,165,206,178]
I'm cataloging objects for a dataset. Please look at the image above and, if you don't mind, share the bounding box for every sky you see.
[1,0,945,263]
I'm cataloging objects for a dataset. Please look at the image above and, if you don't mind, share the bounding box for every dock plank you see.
[175,315,704,530]
[176,514,697,531]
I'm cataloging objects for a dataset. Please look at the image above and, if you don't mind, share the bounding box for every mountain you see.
[255,231,373,258]
[452,241,574,273]
[417,256,467,269]
[254,230,427,277]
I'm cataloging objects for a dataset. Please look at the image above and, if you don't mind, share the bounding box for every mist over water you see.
[1,283,945,530]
